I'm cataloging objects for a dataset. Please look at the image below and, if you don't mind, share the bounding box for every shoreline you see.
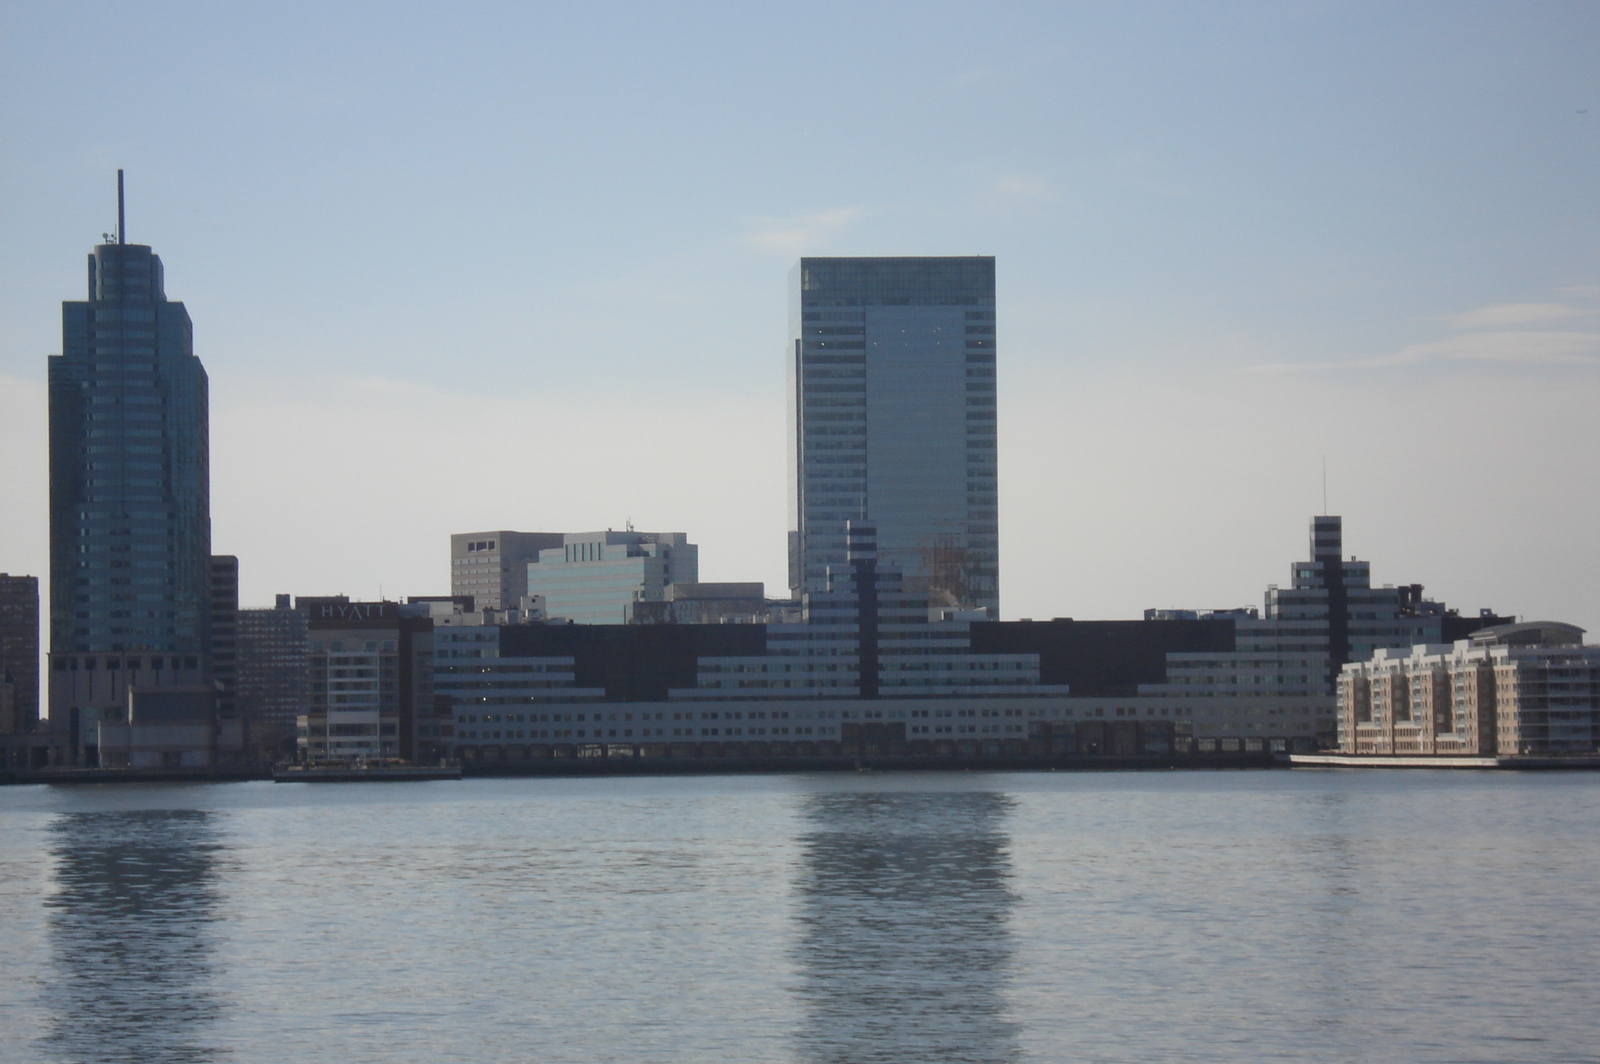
[2,751,1284,785]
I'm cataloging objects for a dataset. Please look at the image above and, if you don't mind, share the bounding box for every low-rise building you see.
[629,582,784,625]
[446,522,1242,761]
[96,685,245,768]
[49,650,210,766]
[1339,622,1599,756]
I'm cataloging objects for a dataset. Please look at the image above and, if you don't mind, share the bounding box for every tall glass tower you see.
[788,257,998,614]
[48,176,211,678]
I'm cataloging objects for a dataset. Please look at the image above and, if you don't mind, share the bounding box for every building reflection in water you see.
[40,809,224,1064]
[792,790,1019,1064]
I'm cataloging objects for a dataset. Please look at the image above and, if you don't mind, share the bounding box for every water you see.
[2,770,1597,1063]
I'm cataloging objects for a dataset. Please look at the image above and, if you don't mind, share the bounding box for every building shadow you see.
[38,808,225,1064]
[792,789,1020,1064]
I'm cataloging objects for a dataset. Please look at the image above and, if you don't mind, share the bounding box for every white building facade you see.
[525,531,697,624]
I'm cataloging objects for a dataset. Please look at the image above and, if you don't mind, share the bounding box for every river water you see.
[1,770,1596,1063]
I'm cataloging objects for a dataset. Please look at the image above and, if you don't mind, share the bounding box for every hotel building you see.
[296,599,438,763]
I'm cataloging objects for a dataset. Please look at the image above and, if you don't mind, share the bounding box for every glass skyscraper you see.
[48,214,211,666]
[788,257,998,614]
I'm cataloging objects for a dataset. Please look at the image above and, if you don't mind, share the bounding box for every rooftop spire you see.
[116,170,125,245]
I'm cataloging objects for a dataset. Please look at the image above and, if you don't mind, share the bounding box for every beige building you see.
[1339,622,1599,756]
[450,531,564,612]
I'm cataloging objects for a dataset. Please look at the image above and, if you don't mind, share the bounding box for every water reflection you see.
[40,809,225,1064]
[792,790,1019,1064]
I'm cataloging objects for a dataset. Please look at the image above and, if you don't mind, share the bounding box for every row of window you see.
[459,725,836,742]
[457,706,846,724]
[53,655,198,671]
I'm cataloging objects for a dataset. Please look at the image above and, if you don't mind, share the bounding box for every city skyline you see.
[1,4,1596,641]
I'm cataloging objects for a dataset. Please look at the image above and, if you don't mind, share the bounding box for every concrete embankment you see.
[458,752,1284,777]
[1289,753,1600,770]
[5,751,1285,784]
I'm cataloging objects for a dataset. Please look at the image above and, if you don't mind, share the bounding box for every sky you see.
[2,0,1597,638]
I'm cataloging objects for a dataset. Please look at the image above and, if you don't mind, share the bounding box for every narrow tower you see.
[48,174,212,761]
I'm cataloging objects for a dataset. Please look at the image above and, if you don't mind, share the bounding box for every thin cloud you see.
[1443,302,1594,330]
[745,208,868,256]
[1254,287,1600,373]
[993,174,1052,202]
[1256,330,1600,373]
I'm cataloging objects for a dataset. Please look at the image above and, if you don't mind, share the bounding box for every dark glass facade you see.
[48,241,211,658]
[789,257,998,613]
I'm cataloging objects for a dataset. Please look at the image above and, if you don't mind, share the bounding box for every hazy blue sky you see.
[2,1,1597,633]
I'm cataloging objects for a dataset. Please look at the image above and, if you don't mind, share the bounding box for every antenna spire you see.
[116,170,125,245]
[1322,456,1328,515]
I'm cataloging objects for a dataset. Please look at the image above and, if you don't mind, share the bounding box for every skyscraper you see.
[789,257,998,614]
[48,174,213,758]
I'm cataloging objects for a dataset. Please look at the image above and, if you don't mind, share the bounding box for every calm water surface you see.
[1,771,1597,1063]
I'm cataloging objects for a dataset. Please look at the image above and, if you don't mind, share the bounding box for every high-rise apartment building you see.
[789,257,998,614]
[47,177,213,760]
[0,575,40,732]
[450,531,565,611]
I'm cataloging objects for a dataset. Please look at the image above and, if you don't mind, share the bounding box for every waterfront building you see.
[296,599,439,763]
[434,624,604,751]
[525,531,698,624]
[95,685,244,768]
[47,177,214,763]
[450,531,565,612]
[447,522,1237,761]
[0,574,40,733]
[442,514,1528,762]
[1134,516,1509,748]
[1339,622,1600,756]
[789,257,998,614]
[235,595,309,760]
